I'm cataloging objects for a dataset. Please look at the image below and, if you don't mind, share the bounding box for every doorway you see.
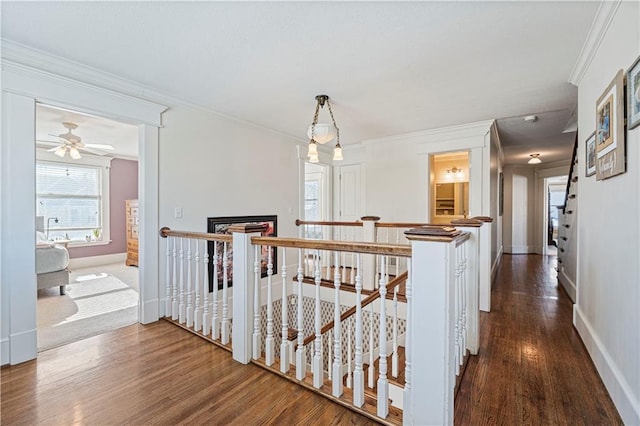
[430,151,470,224]
[543,175,568,256]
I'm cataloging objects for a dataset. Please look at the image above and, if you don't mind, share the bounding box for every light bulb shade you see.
[307,141,318,157]
[69,147,82,159]
[308,153,319,163]
[333,145,343,161]
[528,157,542,164]
[54,146,66,158]
[307,123,336,144]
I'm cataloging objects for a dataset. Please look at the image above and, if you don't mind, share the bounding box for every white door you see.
[334,164,361,240]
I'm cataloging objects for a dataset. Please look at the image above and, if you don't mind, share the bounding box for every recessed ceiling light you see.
[524,115,538,123]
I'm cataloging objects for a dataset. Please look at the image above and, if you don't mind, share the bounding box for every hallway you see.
[455,254,622,424]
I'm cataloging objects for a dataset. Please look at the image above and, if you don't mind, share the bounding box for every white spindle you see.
[202,241,211,335]
[332,251,343,397]
[265,246,275,366]
[172,237,178,320]
[186,239,194,327]
[327,330,333,381]
[221,242,230,344]
[296,248,306,380]
[313,250,323,388]
[350,253,356,284]
[165,236,172,317]
[194,240,202,331]
[211,242,220,339]
[179,238,186,323]
[377,257,389,418]
[341,252,347,284]
[392,286,399,378]
[346,325,353,389]
[395,229,401,278]
[403,259,413,421]
[368,302,375,389]
[353,254,364,407]
[280,248,290,373]
[252,244,261,359]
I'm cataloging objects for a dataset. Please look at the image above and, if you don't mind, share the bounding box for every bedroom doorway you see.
[35,103,140,351]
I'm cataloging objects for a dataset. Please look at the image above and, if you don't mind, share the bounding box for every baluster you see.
[392,286,399,378]
[327,330,333,381]
[211,242,220,339]
[252,244,261,359]
[165,236,172,317]
[350,253,356,284]
[403,259,413,421]
[313,250,324,388]
[296,248,306,380]
[346,325,353,388]
[202,240,211,335]
[221,241,230,344]
[186,239,194,327]
[265,246,275,366]
[353,254,364,406]
[455,245,462,375]
[341,251,347,284]
[194,239,202,331]
[332,251,343,397]
[171,237,178,320]
[395,229,400,278]
[377,257,389,418]
[461,244,468,367]
[368,302,375,389]
[179,238,186,323]
[280,248,290,373]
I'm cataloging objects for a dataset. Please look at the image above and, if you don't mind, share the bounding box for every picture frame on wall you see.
[595,69,626,180]
[627,55,640,130]
[585,131,596,177]
[498,172,504,216]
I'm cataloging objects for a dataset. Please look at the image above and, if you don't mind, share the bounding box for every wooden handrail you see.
[295,219,363,227]
[159,227,233,243]
[297,271,408,348]
[250,236,412,257]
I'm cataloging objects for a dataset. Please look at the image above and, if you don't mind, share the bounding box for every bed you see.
[36,217,70,295]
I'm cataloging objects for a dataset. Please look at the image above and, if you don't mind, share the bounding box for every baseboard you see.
[68,252,127,270]
[557,270,576,302]
[491,245,503,285]
[9,328,37,365]
[1,337,9,366]
[504,245,535,254]
[140,298,159,324]
[574,305,640,425]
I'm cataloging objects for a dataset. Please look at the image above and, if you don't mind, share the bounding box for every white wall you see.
[489,125,503,268]
[572,2,640,423]
[502,165,536,254]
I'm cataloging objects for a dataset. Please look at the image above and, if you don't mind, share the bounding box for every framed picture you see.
[498,172,504,216]
[595,69,626,180]
[207,215,277,290]
[585,131,596,177]
[628,55,640,130]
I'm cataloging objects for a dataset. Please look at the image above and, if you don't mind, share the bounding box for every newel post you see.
[403,227,460,426]
[230,223,267,364]
[361,216,380,290]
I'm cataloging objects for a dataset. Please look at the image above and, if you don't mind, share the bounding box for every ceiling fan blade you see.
[37,139,63,146]
[46,147,59,152]
[80,146,108,156]
[84,143,114,150]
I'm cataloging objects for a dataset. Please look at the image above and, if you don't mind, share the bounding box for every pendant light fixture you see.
[307,94,343,162]
[528,153,542,164]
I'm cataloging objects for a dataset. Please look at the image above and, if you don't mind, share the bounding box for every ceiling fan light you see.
[54,146,67,158]
[69,147,82,159]
[307,123,336,144]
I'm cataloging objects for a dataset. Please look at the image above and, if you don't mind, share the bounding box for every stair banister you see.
[361,216,380,291]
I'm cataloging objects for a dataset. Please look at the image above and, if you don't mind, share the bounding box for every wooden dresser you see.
[125,199,139,267]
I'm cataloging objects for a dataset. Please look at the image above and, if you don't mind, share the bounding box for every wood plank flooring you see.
[1,322,374,425]
[454,254,622,425]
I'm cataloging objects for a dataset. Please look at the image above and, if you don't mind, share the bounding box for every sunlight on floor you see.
[74,272,108,282]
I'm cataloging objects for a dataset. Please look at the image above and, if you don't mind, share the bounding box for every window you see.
[36,158,111,243]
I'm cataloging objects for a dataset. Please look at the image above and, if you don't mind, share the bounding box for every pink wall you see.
[68,158,138,259]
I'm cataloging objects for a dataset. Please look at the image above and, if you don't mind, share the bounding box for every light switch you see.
[174,207,183,219]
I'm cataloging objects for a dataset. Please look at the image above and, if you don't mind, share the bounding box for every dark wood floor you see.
[455,254,622,425]
[1,254,622,425]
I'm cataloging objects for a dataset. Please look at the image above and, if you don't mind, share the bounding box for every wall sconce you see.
[446,167,464,178]
[306,94,343,163]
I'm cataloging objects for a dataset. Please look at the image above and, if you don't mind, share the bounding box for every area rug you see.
[37,274,138,351]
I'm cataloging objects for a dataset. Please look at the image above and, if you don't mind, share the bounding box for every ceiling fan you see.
[39,122,115,159]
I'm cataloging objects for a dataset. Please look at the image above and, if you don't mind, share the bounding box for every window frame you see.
[36,148,112,247]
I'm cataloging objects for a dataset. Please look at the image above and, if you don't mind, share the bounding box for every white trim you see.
[557,269,576,302]
[504,245,536,254]
[362,119,495,146]
[68,252,127,270]
[491,245,503,285]
[9,328,37,365]
[67,240,112,248]
[0,338,8,366]
[568,1,622,85]
[574,305,640,425]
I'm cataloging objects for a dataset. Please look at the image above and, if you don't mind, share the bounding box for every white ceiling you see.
[2,1,599,164]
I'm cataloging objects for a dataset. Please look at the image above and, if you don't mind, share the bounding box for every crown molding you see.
[1,39,305,144]
[360,119,495,147]
[568,0,622,86]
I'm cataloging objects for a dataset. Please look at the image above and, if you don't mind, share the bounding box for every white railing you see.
[159,219,485,425]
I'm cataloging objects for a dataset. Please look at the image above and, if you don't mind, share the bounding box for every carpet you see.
[37,274,139,351]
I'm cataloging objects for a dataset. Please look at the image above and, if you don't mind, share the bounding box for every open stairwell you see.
[557,134,578,301]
